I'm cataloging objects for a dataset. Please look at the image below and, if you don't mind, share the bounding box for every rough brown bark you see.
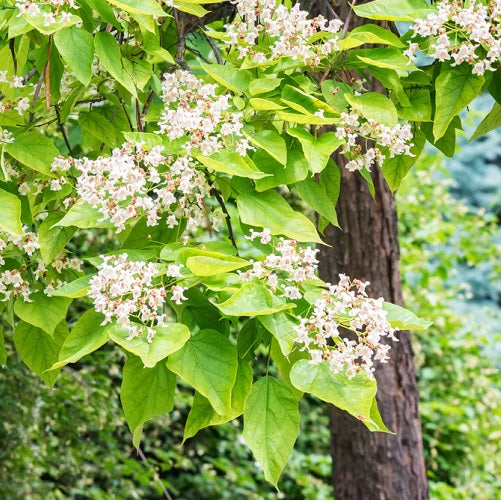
[319,160,428,500]
[310,1,429,498]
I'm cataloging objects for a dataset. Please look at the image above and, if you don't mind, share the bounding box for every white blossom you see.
[294,275,398,379]
[410,0,501,75]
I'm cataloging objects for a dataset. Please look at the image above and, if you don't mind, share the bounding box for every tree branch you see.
[54,105,73,155]
[211,186,239,254]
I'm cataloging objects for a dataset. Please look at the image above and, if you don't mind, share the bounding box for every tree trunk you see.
[311,1,429,498]
[319,159,428,500]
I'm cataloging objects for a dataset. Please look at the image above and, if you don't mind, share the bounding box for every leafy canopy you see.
[0,0,498,486]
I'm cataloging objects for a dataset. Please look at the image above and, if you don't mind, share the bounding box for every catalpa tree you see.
[0,0,499,496]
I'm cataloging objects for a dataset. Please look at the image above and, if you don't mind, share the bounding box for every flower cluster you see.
[15,0,77,26]
[295,275,398,379]
[0,70,25,90]
[0,70,32,117]
[89,255,164,341]
[52,142,221,234]
[408,0,501,75]
[0,229,40,266]
[0,129,14,144]
[159,70,250,156]
[239,230,319,300]
[88,254,188,342]
[0,269,31,302]
[225,0,343,66]
[336,112,414,172]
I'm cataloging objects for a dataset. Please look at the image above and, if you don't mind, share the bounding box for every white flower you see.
[294,275,398,378]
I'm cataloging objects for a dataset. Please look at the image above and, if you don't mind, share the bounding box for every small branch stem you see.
[54,105,73,155]
[211,186,239,254]
[203,31,224,64]
[341,0,357,40]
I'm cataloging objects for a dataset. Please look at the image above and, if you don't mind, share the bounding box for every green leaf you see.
[175,2,210,17]
[396,89,432,122]
[294,160,340,228]
[196,151,268,179]
[122,131,164,148]
[340,24,404,50]
[79,110,121,148]
[186,254,250,276]
[167,329,238,415]
[23,13,81,34]
[422,117,460,158]
[348,48,419,72]
[290,359,387,431]
[345,92,398,127]
[95,31,137,97]
[249,78,282,96]
[369,399,392,433]
[0,188,23,236]
[253,147,309,191]
[270,338,307,400]
[321,80,353,112]
[200,62,252,94]
[237,189,322,243]
[49,309,110,370]
[106,0,166,16]
[287,128,343,174]
[14,320,67,386]
[38,213,76,264]
[55,200,115,229]
[85,0,120,27]
[14,293,71,336]
[109,323,190,368]
[433,66,484,141]
[470,101,501,142]
[244,129,287,166]
[276,110,338,125]
[353,0,434,21]
[258,312,298,356]
[51,275,92,298]
[370,67,410,107]
[5,131,59,177]
[281,84,337,116]
[216,282,294,317]
[54,27,94,86]
[383,302,432,330]
[382,129,426,191]
[184,359,252,441]
[249,97,286,111]
[243,376,300,486]
[121,355,176,448]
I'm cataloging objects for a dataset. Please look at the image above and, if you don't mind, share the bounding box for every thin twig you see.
[141,90,155,122]
[75,97,107,106]
[30,40,53,123]
[202,30,224,64]
[9,39,17,74]
[341,0,357,40]
[45,37,53,110]
[211,186,239,254]
[135,99,143,132]
[118,95,134,131]
[326,0,343,20]
[173,9,190,70]
[54,105,73,155]
[137,448,173,500]
[320,67,331,84]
